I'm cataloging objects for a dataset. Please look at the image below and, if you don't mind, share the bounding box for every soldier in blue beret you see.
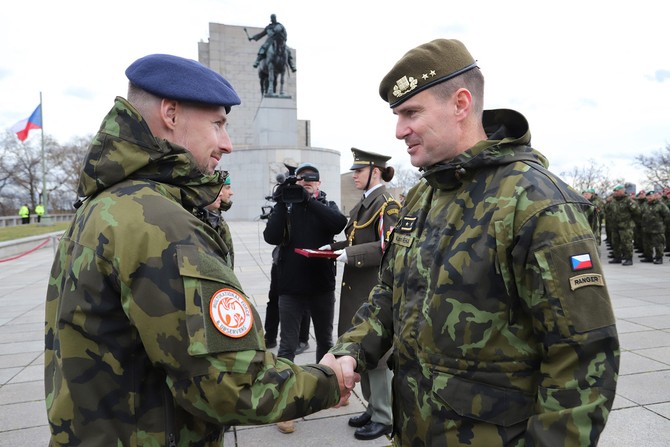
[44,54,351,446]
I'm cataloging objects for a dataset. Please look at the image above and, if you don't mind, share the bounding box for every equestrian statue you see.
[245,14,297,97]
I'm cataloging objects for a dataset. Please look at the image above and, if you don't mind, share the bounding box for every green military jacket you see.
[609,194,639,229]
[331,185,400,336]
[196,206,234,269]
[331,109,619,446]
[44,97,339,446]
[640,199,670,233]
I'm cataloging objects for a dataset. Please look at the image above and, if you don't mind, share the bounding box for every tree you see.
[47,135,91,211]
[635,143,670,188]
[389,164,422,197]
[0,131,94,214]
[0,131,43,211]
[560,159,624,197]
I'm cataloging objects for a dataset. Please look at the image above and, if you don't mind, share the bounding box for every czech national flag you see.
[570,253,593,271]
[11,104,42,142]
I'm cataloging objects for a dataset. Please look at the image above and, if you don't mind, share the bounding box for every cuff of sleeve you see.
[329,345,365,372]
[303,364,341,406]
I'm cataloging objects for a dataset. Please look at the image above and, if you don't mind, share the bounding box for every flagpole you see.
[40,91,48,224]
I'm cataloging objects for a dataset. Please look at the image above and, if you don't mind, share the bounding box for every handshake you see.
[319,354,360,406]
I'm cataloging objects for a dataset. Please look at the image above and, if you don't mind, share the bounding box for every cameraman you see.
[263,162,347,434]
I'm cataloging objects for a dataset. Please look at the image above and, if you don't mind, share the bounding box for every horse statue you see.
[258,35,289,97]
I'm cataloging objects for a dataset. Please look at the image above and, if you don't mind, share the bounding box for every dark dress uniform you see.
[331,148,400,438]
[333,185,400,335]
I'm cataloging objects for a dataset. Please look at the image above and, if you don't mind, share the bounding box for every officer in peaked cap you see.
[326,146,400,440]
[350,148,392,170]
[350,147,393,192]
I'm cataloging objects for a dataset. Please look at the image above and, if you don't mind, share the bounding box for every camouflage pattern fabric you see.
[588,195,604,245]
[663,195,670,251]
[218,218,234,267]
[331,109,619,446]
[44,97,339,446]
[608,194,639,260]
[195,207,234,269]
[640,199,670,259]
[634,197,646,251]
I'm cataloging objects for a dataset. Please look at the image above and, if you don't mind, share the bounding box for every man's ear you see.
[160,99,179,129]
[453,88,472,119]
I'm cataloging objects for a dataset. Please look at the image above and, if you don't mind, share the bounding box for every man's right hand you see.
[319,354,360,407]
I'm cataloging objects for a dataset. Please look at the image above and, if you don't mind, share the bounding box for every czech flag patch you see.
[570,253,593,271]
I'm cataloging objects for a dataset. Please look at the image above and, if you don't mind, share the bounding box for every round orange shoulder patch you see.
[209,288,254,338]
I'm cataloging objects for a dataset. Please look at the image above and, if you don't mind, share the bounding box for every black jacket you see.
[263,190,347,295]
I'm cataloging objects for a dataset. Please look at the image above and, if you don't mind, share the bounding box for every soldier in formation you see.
[606,185,639,265]
[638,190,670,264]
[582,188,604,244]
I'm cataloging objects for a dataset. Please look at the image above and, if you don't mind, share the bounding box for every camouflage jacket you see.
[331,109,619,446]
[608,195,639,229]
[194,207,234,269]
[44,97,339,447]
[640,199,670,233]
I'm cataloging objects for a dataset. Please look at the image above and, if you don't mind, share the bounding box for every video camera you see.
[260,164,320,219]
[273,171,319,204]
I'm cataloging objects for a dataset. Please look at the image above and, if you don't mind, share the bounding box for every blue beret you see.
[125,54,241,112]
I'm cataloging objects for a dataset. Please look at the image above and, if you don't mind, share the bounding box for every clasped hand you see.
[319,353,359,407]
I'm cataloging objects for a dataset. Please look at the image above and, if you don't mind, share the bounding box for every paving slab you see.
[1,222,669,445]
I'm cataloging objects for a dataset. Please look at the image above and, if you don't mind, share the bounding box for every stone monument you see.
[198,19,341,221]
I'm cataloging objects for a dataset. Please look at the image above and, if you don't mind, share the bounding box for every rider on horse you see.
[249,14,297,72]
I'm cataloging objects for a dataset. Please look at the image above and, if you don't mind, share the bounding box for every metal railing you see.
[0,213,75,227]
[0,231,64,260]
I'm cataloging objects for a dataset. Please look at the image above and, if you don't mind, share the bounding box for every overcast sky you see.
[2,0,668,188]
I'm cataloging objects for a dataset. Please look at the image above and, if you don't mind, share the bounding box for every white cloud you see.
[1,0,668,187]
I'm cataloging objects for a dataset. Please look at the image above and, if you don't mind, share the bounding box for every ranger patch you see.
[569,273,605,291]
[209,288,253,338]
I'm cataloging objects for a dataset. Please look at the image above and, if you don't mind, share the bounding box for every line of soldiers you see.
[584,186,670,265]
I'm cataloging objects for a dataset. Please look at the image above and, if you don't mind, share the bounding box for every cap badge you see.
[393,75,418,98]
[209,288,253,338]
